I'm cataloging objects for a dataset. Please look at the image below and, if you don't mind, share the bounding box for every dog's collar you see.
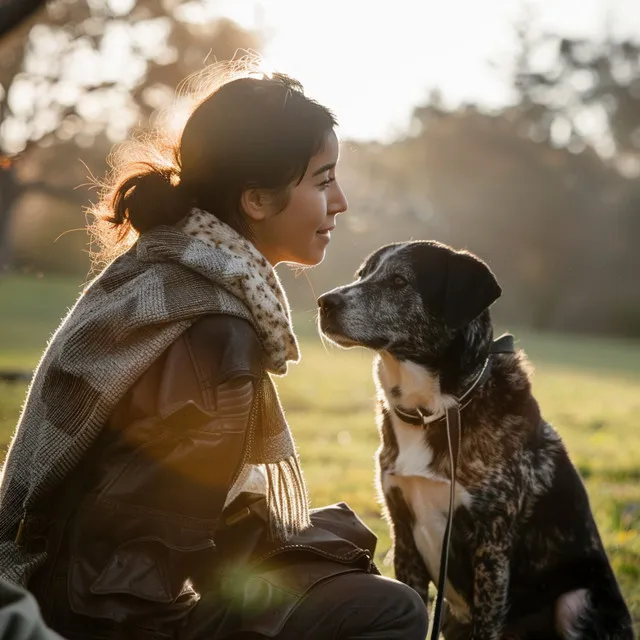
[392,334,515,427]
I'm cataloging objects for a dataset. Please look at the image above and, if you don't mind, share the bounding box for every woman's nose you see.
[330,183,348,216]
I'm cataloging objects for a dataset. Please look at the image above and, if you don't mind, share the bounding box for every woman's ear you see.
[241,188,271,222]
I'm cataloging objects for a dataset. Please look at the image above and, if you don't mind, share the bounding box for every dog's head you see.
[318,241,501,374]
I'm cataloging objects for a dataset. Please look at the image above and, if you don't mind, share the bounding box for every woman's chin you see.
[282,245,328,267]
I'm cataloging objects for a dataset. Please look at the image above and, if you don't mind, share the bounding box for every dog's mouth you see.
[316,309,363,348]
[317,290,391,350]
[321,328,363,348]
[318,313,357,347]
[318,313,390,351]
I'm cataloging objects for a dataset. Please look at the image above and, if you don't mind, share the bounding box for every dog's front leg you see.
[385,485,432,605]
[470,533,511,640]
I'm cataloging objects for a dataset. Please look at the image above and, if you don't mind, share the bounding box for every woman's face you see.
[247,130,348,266]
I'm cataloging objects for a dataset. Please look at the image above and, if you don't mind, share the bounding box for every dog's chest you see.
[383,415,472,619]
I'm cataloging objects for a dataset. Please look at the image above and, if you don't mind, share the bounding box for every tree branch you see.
[0,0,48,40]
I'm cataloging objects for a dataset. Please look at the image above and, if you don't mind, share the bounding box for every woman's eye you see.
[392,275,407,288]
[319,177,335,189]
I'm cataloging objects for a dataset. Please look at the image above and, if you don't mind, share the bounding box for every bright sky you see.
[207,0,640,141]
[3,0,639,153]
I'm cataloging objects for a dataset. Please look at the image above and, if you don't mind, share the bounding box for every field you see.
[1,273,639,632]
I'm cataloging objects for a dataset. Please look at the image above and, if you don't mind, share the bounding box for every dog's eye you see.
[391,275,407,288]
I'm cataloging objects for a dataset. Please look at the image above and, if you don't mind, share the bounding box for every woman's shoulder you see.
[180,314,264,381]
[187,313,259,341]
[118,314,264,422]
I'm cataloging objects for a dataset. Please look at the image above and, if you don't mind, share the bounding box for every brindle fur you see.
[318,241,634,640]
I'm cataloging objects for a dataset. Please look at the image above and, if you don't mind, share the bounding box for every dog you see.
[317,241,633,640]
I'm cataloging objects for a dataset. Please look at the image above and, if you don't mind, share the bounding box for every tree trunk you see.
[0,0,48,39]
[0,162,19,270]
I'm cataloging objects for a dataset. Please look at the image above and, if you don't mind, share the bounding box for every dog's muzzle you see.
[317,292,345,335]
[317,292,343,313]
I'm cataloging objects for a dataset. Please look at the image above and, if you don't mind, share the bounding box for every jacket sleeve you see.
[97,313,265,525]
[64,315,265,624]
[0,578,65,640]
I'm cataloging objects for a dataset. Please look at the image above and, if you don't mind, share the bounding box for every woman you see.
[0,62,428,639]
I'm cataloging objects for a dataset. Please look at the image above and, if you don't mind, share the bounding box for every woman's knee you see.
[330,572,429,638]
[380,577,429,636]
[275,571,429,640]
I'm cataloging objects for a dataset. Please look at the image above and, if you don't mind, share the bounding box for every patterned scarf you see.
[179,208,300,374]
[0,208,309,587]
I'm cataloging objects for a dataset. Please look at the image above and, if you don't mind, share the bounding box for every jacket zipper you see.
[250,543,372,571]
[14,513,26,545]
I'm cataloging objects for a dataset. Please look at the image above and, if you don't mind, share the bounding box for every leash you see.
[394,334,514,428]
[429,402,461,640]
[394,334,515,640]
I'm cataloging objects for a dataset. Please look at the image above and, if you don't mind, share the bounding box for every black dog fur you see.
[317,240,634,640]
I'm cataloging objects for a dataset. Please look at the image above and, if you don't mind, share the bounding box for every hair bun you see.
[111,167,191,234]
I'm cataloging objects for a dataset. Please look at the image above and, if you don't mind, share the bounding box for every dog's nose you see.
[317,292,343,312]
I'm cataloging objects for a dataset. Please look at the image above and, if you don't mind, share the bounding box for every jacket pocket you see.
[68,496,215,623]
[248,501,379,573]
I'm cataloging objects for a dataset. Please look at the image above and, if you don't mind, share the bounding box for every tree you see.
[507,11,640,172]
[506,17,640,334]
[0,0,261,270]
[0,0,47,39]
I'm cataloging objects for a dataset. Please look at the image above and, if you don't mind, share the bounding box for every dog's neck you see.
[375,318,494,416]
[437,317,493,396]
[375,352,458,418]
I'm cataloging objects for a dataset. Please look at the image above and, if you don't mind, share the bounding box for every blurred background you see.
[0,0,639,627]
[1,0,639,335]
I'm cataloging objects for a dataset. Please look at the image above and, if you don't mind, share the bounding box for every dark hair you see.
[90,60,337,264]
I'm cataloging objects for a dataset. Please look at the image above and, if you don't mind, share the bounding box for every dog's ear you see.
[443,250,501,329]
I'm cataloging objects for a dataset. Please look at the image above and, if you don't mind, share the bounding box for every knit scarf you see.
[0,208,309,587]
[179,208,300,372]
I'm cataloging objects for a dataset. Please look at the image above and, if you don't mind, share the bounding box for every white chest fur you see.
[382,420,472,620]
[377,353,472,620]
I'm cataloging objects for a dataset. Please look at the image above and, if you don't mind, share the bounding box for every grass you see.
[0,273,84,368]
[282,340,640,631]
[1,273,639,633]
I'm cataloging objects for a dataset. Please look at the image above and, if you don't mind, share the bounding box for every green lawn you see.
[0,273,85,368]
[1,273,639,633]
